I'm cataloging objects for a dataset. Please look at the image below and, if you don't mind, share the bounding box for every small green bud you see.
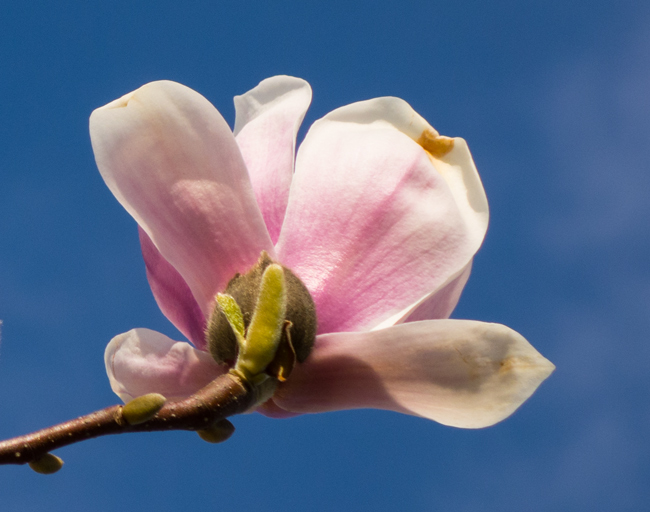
[196,419,235,444]
[236,263,286,377]
[122,393,166,425]
[207,251,317,366]
[29,453,64,474]
[215,293,246,349]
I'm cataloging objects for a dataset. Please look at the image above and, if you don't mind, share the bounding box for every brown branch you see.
[0,371,256,467]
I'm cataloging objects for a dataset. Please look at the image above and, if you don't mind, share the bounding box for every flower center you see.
[206,251,317,379]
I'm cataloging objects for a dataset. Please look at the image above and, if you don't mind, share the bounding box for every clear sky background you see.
[1,1,648,510]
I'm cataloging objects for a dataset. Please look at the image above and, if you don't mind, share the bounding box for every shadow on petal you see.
[273,354,405,416]
[272,321,555,429]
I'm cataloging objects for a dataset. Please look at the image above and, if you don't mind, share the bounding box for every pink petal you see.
[90,81,274,317]
[105,328,225,402]
[277,98,488,334]
[255,399,300,419]
[234,76,311,243]
[139,228,207,350]
[395,262,473,326]
[273,320,555,428]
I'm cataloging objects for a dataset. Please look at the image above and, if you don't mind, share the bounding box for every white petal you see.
[375,262,473,329]
[277,97,488,334]
[274,320,555,428]
[234,76,311,243]
[105,328,225,402]
[90,81,274,317]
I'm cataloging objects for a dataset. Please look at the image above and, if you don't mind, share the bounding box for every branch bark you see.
[0,371,255,466]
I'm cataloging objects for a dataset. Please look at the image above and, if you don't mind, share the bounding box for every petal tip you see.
[417,129,455,158]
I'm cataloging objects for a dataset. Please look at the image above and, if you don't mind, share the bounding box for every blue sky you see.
[1,1,648,510]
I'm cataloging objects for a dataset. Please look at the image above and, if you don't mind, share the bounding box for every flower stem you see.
[0,371,255,467]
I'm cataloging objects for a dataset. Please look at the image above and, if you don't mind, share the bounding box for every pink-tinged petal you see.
[375,262,473,329]
[90,81,274,317]
[139,228,207,349]
[277,98,488,334]
[234,76,311,244]
[105,328,225,403]
[255,399,300,419]
[402,263,472,322]
[274,320,555,428]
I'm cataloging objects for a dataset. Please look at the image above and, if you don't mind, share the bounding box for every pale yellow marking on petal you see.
[417,128,455,158]
[99,90,136,110]
[498,356,546,375]
[499,357,519,374]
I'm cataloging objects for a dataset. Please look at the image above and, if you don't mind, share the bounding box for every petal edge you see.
[234,76,311,243]
[105,328,225,402]
[278,98,487,334]
[274,320,554,428]
[90,81,274,316]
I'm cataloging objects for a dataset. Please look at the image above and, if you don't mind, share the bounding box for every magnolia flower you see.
[90,76,554,429]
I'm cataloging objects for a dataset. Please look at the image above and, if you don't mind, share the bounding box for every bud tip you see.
[29,453,64,474]
[122,393,167,425]
[197,419,235,444]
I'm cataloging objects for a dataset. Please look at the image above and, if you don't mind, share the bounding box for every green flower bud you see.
[236,263,286,377]
[29,453,64,474]
[215,293,246,350]
[122,393,166,425]
[207,251,316,367]
[196,419,235,444]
